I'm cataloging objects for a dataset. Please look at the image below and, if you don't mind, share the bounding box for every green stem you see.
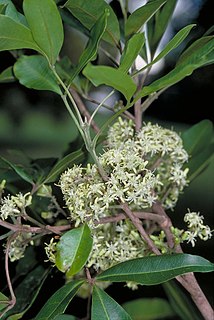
[89,90,115,126]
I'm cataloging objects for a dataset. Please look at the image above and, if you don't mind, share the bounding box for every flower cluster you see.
[58,118,190,273]
[108,118,189,209]
[8,230,33,262]
[183,210,212,247]
[0,192,32,221]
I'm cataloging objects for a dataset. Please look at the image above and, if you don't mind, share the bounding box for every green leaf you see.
[96,254,214,284]
[43,148,85,184]
[55,224,93,277]
[0,292,9,312]
[0,14,41,52]
[15,246,37,276]
[0,156,34,184]
[147,0,177,57]
[83,64,136,101]
[4,266,48,319]
[3,1,28,26]
[23,0,64,64]
[177,36,214,66]
[163,281,202,320]
[0,4,6,13]
[64,0,120,46]
[68,9,108,84]
[144,24,196,70]
[0,66,15,83]
[34,280,84,320]
[119,33,145,73]
[181,120,213,156]
[14,55,61,94]
[54,315,76,320]
[187,143,214,182]
[125,0,166,39]
[134,36,214,102]
[92,286,132,320]
[122,298,175,320]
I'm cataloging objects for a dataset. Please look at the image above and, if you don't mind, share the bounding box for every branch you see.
[69,88,100,134]
[152,201,214,319]
[121,202,161,255]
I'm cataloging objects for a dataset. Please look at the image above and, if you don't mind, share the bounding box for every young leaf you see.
[0,156,34,184]
[23,0,64,64]
[96,254,214,284]
[0,15,41,52]
[34,280,84,320]
[0,66,15,83]
[55,224,93,277]
[147,0,177,57]
[43,148,85,184]
[134,36,214,102]
[122,298,175,320]
[181,120,213,156]
[163,281,202,320]
[64,0,120,46]
[14,55,62,94]
[68,9,108,84]
[119,33,145,73]
[92,286,132,320]
[83,64,137,101]
[125,0,166,39]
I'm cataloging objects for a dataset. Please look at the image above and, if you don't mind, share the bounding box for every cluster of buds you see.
[0,192,32,221]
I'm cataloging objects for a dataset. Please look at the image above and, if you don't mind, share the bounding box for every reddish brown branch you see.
[121,202,160,255]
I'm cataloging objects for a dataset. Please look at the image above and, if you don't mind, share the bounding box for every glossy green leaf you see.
[119,33,145,73]
[83,64,136,101]
[23,0,64,64]
[181,120,213,156]
[0,66,15,83]
[187,143,214,182]
[3,0,28,26]
[125,0,166,39]
[147,0,177,57]
[134,36,214,102]
[92,286,132,320]
[163,281,202,320]
[56,224,93,277]
[4,266,48,319]
[14,55,61,94]
[0,156,34,184]
[0,292,9,312]
[145,24,195,69]
[44,149,85,184]
[34,280,84,320]
[122,298,175,320]
[0,15,41,52]
[96,254,214,284]
[177,36,214,66]
[64,0,120,46]
[68,9,108,85]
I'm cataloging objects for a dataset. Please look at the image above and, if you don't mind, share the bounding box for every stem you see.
[89,90,115,125]
[70,88,100,134]
[121,202,161,255]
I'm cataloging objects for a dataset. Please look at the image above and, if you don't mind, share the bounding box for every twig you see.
[0,234,17,318]
[69,88,100,134]
[121,202,161,255]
